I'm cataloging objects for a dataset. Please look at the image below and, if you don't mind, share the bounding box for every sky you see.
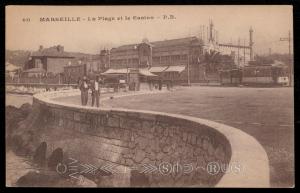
[6,5,293,55]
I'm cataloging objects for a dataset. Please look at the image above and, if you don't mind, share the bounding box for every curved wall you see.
[30,90,269,187]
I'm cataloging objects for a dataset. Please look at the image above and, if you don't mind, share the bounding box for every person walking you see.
[79,76,89,106]
[91,76,101,107]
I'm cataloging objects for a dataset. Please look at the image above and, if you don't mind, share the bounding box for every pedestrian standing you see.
[79,76,89,106]
[91,76,101,107]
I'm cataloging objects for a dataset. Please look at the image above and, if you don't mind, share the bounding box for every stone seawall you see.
[27,90,269,187]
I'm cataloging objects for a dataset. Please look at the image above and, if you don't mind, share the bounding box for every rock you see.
[150,126,155,133]
[19,103,32,117]
[156,152,164,160]
[182,132,188,142]
[128,141,135,149]
[6,106,25,136]
[194,147,202,156]
[162,146,171,153]
[137,137,148,150]
[163,128,168,137]
[11,130,35,155]
[76,175,97,187]
[168,128,174,137]
[125,159,134,166]
[155,125,164,134]
[214,146,225,160]
[47,148,63,170]
[130,170,150,187]
[16,171,61,187]
[134,150,146,163]
[33,142,47,167]
[196,138,202,147]
[141,157,150,165]
[98,175,114,187]
[202,139,209,150]
[191,135,197,145]
[208,143,215,156]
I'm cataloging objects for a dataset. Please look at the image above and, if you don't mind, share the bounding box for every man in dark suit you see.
[79,76,89,106]
[91,75,101,107]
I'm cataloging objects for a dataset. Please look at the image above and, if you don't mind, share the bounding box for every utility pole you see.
[244,39,246,66]
[187,53,190,86]
[203,25,206,44]
[280,30,293,86]
[200,25,202,41]
[237,38,240,67]
[207,26,209,43]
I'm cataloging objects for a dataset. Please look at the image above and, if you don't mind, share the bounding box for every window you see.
[181,55,188,61]
[153,57,160,63]
[172,55,180,62]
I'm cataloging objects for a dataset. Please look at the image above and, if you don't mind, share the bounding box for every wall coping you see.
[33,90,270,187]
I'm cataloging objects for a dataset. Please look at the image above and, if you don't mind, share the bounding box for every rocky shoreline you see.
[6,104,111,187]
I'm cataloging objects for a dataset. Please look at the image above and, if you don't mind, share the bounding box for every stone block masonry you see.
[32,98,231,187]
[27,91,270,187]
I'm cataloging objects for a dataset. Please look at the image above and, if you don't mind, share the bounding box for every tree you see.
[204,50,235,73]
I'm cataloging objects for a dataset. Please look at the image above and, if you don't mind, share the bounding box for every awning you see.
[102,68,157,77]
[22,68,46,73]
[139,68,157,76]
[271,60,286,67]
[164,65,186,73]
[102,68,129,75]
[149,66,168,73]
[6,63,21,72]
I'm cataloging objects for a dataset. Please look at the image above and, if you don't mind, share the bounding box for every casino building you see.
[100,36,207,83]
[100,21,254,84]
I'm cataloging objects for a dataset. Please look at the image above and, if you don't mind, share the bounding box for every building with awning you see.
[6,62,21,72]
[98,36,206,83]
[5,62,21,79]
[149,66,168,73]
[22,67,46,77]
[25,45,75,75]
[139,68,157,77]
[102,68,129,75]
[102,68,157,77]
[164,65,186,73]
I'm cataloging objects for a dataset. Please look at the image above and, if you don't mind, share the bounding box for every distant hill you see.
[5,50,31,68]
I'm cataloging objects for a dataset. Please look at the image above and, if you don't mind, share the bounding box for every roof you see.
[151,36,201,47]
[164,65,186,73]
[6,63,21,72]
[110,36,202,53]
[102,68,129,75]
[111,44,138,52]
[31,46,74,58]
[102,68,157,77]
[271,60,286,67]
[139,68,157,76]
[149,66,168,73]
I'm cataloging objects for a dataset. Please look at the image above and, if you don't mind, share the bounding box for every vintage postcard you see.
[5,5,294,188]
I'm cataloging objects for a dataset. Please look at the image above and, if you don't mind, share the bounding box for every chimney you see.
[249,27,254,61]
[39,45,43,51]
[57,45,64,52]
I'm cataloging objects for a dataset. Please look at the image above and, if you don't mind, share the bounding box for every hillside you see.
[5,50,31,68]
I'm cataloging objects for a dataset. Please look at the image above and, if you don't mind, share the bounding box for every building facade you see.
[101,37,207,82]
[25,45,75,75]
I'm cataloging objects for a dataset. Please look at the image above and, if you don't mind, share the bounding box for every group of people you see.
[78,75,103,107]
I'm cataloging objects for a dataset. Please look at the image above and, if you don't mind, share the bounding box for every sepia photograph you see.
[5,5,294,188]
